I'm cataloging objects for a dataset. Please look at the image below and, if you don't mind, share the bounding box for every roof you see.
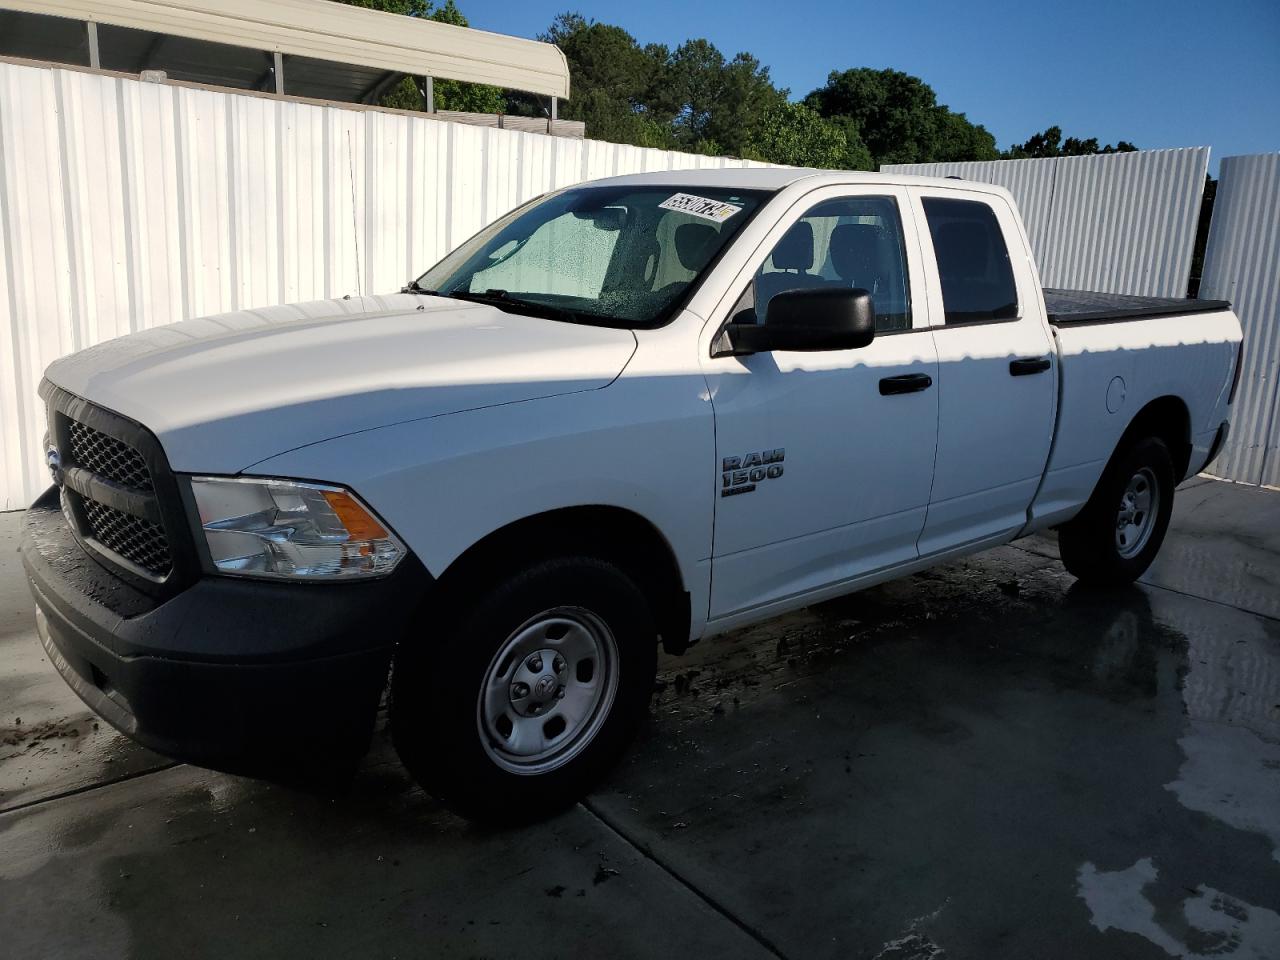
[588,167,1016,196]
[0,0,570,97]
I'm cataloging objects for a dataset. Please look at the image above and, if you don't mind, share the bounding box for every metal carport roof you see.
[0,0,570,98]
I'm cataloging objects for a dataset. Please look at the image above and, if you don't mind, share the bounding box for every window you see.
[417,186,765,328]
[922,197,1019,324]
[753,196,911,332]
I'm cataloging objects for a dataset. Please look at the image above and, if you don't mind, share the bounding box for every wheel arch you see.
[435,505,693,655]
[1118,395,1193,481]
[1073,395,1191,517]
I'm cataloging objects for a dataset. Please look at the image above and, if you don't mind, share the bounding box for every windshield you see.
[412,185,768,328]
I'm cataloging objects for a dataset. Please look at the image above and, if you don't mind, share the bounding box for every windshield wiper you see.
[444,289,585,324]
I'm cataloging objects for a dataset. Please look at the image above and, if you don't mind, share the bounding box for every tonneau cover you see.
[1044,288,1230,325]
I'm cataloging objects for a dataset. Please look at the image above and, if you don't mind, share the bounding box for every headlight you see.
[189,477,405,580]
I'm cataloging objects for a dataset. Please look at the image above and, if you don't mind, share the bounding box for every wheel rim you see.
[1115,467,1159,560]
[477,607,619,775]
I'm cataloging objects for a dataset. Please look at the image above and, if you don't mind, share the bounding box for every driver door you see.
[701,186,940,621]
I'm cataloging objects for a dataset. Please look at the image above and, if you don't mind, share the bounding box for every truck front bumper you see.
[21,486,427,781]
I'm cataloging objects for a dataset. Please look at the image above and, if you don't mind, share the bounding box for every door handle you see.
[879,373,933,396]
[1009,357,1052,376]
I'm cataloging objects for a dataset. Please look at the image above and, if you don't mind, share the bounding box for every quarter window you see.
[922,197,1018,324]
[754,196,912,332]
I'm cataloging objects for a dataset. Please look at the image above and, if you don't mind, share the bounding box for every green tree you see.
[743,102,872,170]
[529,14,672,145]
[804,68,998,166]
[541,21,789,156]
[1005,125,1138,158]
[539,15,1000,165]
[339,0,431,14]
[654,41,785,156]
[660,39,728,147]
[710,52,788,156]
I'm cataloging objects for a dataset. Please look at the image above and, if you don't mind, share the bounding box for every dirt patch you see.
[0,716,93,760]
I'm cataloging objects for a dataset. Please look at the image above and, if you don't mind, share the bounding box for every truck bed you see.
[1044,288,1230,326]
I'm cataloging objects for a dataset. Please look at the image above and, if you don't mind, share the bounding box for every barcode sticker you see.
[658,193,743,223]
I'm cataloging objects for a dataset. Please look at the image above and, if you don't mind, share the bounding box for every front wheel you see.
[1059,436,1175,587]
[390,556,657,823]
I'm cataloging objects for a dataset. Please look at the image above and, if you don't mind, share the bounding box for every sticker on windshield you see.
[659,193,743,223]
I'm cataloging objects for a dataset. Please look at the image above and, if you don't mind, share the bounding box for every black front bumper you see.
[22,486,428,781]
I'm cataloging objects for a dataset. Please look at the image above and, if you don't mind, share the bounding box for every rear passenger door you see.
[910,189,1057,555]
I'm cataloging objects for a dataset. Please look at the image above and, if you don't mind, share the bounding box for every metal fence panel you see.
[1200,153,1280,487]
[1042,148,1209,296]
[883,148,1209,297]
[0,59,770,509]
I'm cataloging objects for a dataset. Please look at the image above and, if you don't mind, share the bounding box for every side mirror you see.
[725,287,876,355]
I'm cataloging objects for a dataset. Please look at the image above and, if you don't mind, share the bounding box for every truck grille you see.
[79,499,172,578]
[67,420,155,491]
[43,385,183,587]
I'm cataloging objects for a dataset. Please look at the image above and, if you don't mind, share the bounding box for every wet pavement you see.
[2,477,1278,959]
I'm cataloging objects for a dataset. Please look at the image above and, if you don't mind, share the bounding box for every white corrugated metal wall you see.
[881,148,1210,297]
[0,59,772,509]
[1200,153,1280,488]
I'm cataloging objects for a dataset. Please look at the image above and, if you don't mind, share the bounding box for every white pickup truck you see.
[23,168,1242,820]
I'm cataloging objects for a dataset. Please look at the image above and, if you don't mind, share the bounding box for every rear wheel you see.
[1059,436,1175,587]
[390,555,657,822]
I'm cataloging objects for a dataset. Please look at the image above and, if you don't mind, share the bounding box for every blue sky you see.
[460,0,1279,173]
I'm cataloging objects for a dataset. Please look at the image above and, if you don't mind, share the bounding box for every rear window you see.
[922,197,1018,324]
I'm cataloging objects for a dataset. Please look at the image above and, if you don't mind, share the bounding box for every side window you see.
[753,196,912,332]
[921,197,1019,324]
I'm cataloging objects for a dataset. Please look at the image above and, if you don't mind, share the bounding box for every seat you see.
[829,223,883,290]
[674,223,719,273]
[829,222,909,330]
[755,221,827,321]
[648,223,721,305]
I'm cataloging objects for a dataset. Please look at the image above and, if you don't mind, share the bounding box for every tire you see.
[390,555,657,823]
[1059,436,1175,587]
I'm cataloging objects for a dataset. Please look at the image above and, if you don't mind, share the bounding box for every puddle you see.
[1078,857,1280,958]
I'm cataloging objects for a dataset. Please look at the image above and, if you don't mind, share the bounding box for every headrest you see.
[770,221,814,271]
[674,223,719,272]
[934,221,990,275]
[830,223,883,281]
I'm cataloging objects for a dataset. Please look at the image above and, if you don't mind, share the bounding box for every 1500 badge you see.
[721,448,784,497]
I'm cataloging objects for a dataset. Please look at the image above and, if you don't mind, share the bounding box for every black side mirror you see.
[725,288,876,355]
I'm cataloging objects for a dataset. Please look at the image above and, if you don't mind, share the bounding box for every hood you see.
[44,294,637,472]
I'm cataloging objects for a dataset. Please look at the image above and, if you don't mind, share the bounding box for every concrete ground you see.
[2,476,1278,960]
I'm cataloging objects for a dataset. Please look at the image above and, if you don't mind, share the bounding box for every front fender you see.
[249,375,716,634]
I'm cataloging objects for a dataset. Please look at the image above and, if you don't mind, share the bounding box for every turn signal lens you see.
[322,489,389,541]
